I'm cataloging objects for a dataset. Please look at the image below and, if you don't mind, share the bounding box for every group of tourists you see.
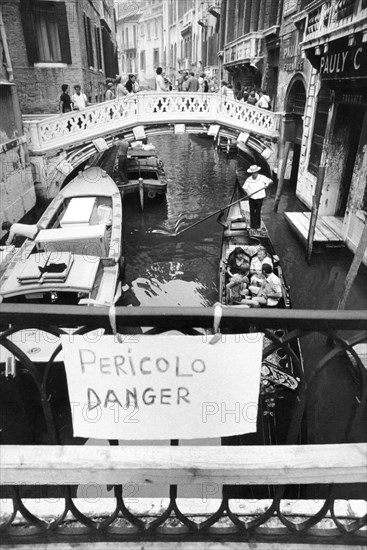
[237,86,272,110]
[59,75,141,113]
[59,84,88,113]
[156,68,218,93]
[108,74,140,100]
[225,245,282,308]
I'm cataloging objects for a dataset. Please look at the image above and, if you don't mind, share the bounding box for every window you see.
[147,22,151,40]
[20,0,71,64]
[140,51,146,71]
[308,87,332,177]
[153,48,159,67]
[95,26,102,70]
[83,13,94,68]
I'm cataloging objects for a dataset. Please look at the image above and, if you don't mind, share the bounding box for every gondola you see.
[218,178,305,499]
[113,142,167,208]
[0,168,125,446]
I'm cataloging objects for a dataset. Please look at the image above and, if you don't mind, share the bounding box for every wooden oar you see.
[150,182,272,237]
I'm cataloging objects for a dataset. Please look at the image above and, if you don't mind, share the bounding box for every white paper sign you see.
[61,333,263,440]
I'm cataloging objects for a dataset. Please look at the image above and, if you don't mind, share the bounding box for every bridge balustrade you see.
[22,93,280,154]
[0,306,366,547]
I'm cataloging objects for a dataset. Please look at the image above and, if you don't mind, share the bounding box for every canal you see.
[2,133,366,501]
[120,133,367,312]
[85,133,366,500]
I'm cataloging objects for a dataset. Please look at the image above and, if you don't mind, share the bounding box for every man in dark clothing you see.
[246,91,257,105]
[115,136,130,184]
[185,72,199,92]
[59,84,73,113]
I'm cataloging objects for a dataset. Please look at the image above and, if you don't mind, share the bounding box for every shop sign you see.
[318,43,367,80]
[281,32,304,73]
[61,333,263,440]
[335,90,367,105]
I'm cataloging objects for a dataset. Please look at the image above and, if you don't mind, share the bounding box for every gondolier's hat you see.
[247,165,261,173]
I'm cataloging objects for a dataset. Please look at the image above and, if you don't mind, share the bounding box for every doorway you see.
[335,104,364,216]
[284,79,306,187]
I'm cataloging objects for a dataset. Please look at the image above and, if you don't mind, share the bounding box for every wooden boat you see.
[113,142,167,209]
[216,135,237,155]
[34,165,122,264]
[218,179,305,498]
[0,165,124,369]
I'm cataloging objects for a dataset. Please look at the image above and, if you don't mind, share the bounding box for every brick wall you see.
[3,0,109,114]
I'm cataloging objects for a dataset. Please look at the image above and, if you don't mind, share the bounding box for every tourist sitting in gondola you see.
[249,245,273,288]
[226,264,250,304]
[241,263,282,308]
[226,247,249,278]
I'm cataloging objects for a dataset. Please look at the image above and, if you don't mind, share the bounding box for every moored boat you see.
[0,166,124,396]
[218,178,305,498]
[113,142,167,208]
[34,165,122,264]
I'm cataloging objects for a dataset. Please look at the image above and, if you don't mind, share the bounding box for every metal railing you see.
[22,92,280,154]
[0,306,366,546]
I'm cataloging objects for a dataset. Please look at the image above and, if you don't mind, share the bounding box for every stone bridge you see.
[22,92,281,200]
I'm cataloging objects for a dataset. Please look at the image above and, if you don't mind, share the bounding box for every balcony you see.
[299,0,367,49]
[223,32,264,67]
[208,2,221,18]
[181,8,194,35]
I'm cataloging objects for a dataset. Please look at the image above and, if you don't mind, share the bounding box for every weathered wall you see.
[0,141,36,229]
[3,0,108,115]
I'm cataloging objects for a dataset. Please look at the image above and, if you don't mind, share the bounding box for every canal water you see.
[120,133,367,312]
[3,134,366,502]
[84,134,366,501]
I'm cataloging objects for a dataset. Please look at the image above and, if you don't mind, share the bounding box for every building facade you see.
[220,0,282,101]
[0,1,35,229]
[115,0,142,78]
[115,0,221,89]
[2,0,117,114]
[295,0,367,258]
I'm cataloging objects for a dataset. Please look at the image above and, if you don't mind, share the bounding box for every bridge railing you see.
[22,92,281,154]
[0,305,366,546]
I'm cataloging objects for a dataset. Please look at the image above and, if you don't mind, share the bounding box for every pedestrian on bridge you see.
[125,74,140,94]
[72,85,88,110]
[115,76,128,98]
[242,165,272,230]
[156,67,170,92]
[185,72,199,92]
[59,84,73,113]
[105,82,115,101]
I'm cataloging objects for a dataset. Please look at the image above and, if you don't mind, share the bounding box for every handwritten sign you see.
[61,333,263,440]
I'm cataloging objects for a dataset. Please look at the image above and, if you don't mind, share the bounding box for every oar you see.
[150,182,272,237]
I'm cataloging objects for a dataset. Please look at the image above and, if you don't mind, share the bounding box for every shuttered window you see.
[95,26,102,70]
[20,0,71,64]
[140,51,146,71]
[83,13,94,68]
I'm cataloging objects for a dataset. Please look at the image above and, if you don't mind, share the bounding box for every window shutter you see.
[20,0,38,63]
[55,2,72,64]
[84,13,94,68]
[95,26,102,70]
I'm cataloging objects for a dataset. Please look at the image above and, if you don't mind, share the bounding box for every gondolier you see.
[242,165,272,230]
